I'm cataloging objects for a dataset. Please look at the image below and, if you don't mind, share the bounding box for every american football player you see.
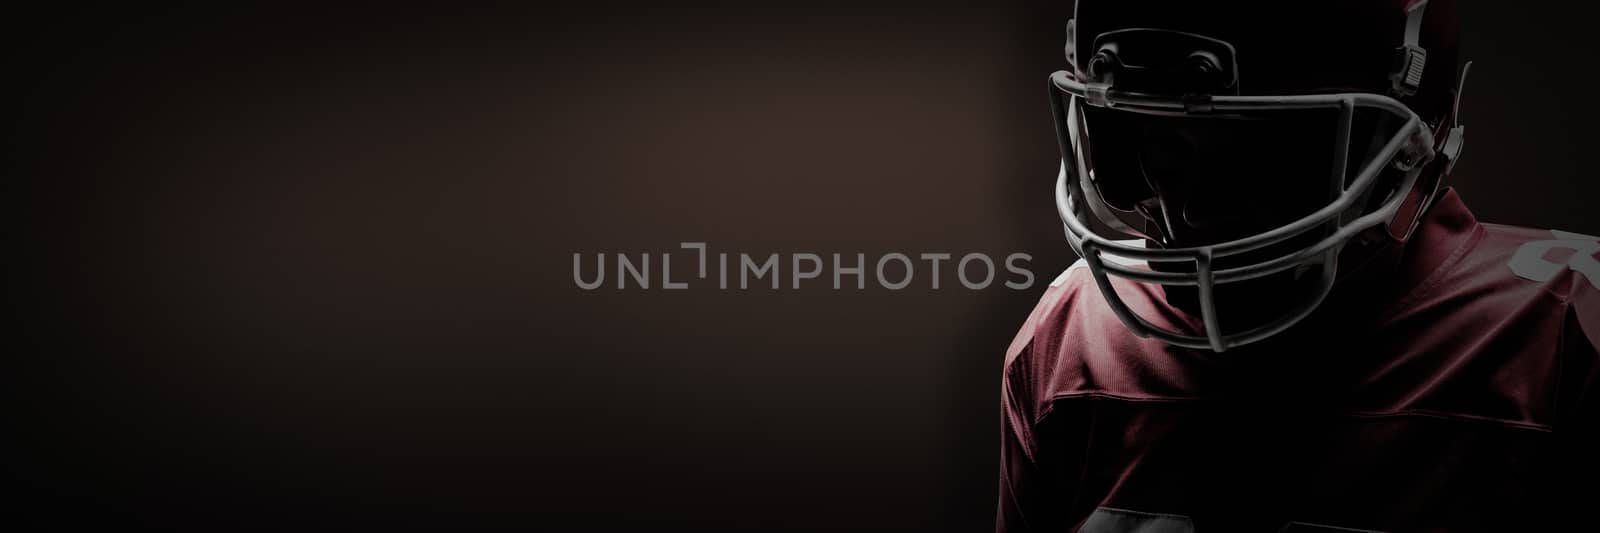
[997,1,1600,531]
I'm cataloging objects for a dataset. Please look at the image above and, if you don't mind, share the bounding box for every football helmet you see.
[1051,0,1468,352]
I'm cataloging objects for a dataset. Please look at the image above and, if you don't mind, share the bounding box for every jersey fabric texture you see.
[997,189,1600,532]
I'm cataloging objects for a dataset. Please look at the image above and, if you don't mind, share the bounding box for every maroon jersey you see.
[997,189,1600,532]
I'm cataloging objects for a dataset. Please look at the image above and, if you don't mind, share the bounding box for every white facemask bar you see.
[1050,70,1437,352]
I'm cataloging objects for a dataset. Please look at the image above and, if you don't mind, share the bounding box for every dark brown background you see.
[6,2,1597,531]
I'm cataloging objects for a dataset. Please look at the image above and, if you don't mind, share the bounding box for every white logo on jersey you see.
[1509,230,1600,289]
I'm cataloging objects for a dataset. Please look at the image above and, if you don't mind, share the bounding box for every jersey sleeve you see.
[997,338,1068,533]
[996,273,1082,532]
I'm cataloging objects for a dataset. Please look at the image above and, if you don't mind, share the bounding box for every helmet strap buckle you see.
[1388,0,1431,97]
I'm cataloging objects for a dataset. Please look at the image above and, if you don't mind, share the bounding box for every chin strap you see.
[1390,0,1430,97]
[1382,60,1471,244]
[1439,60,1470,174]
[1388,0,1466,171]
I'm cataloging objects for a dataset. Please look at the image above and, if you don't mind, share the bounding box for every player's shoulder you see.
[1002,251,1195,400]
[1467,224,1600,428]
[1005,250,1158,364]
[1463,223,1599,300]
[1449,222,1600,345]
[1004,259,1096,367]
